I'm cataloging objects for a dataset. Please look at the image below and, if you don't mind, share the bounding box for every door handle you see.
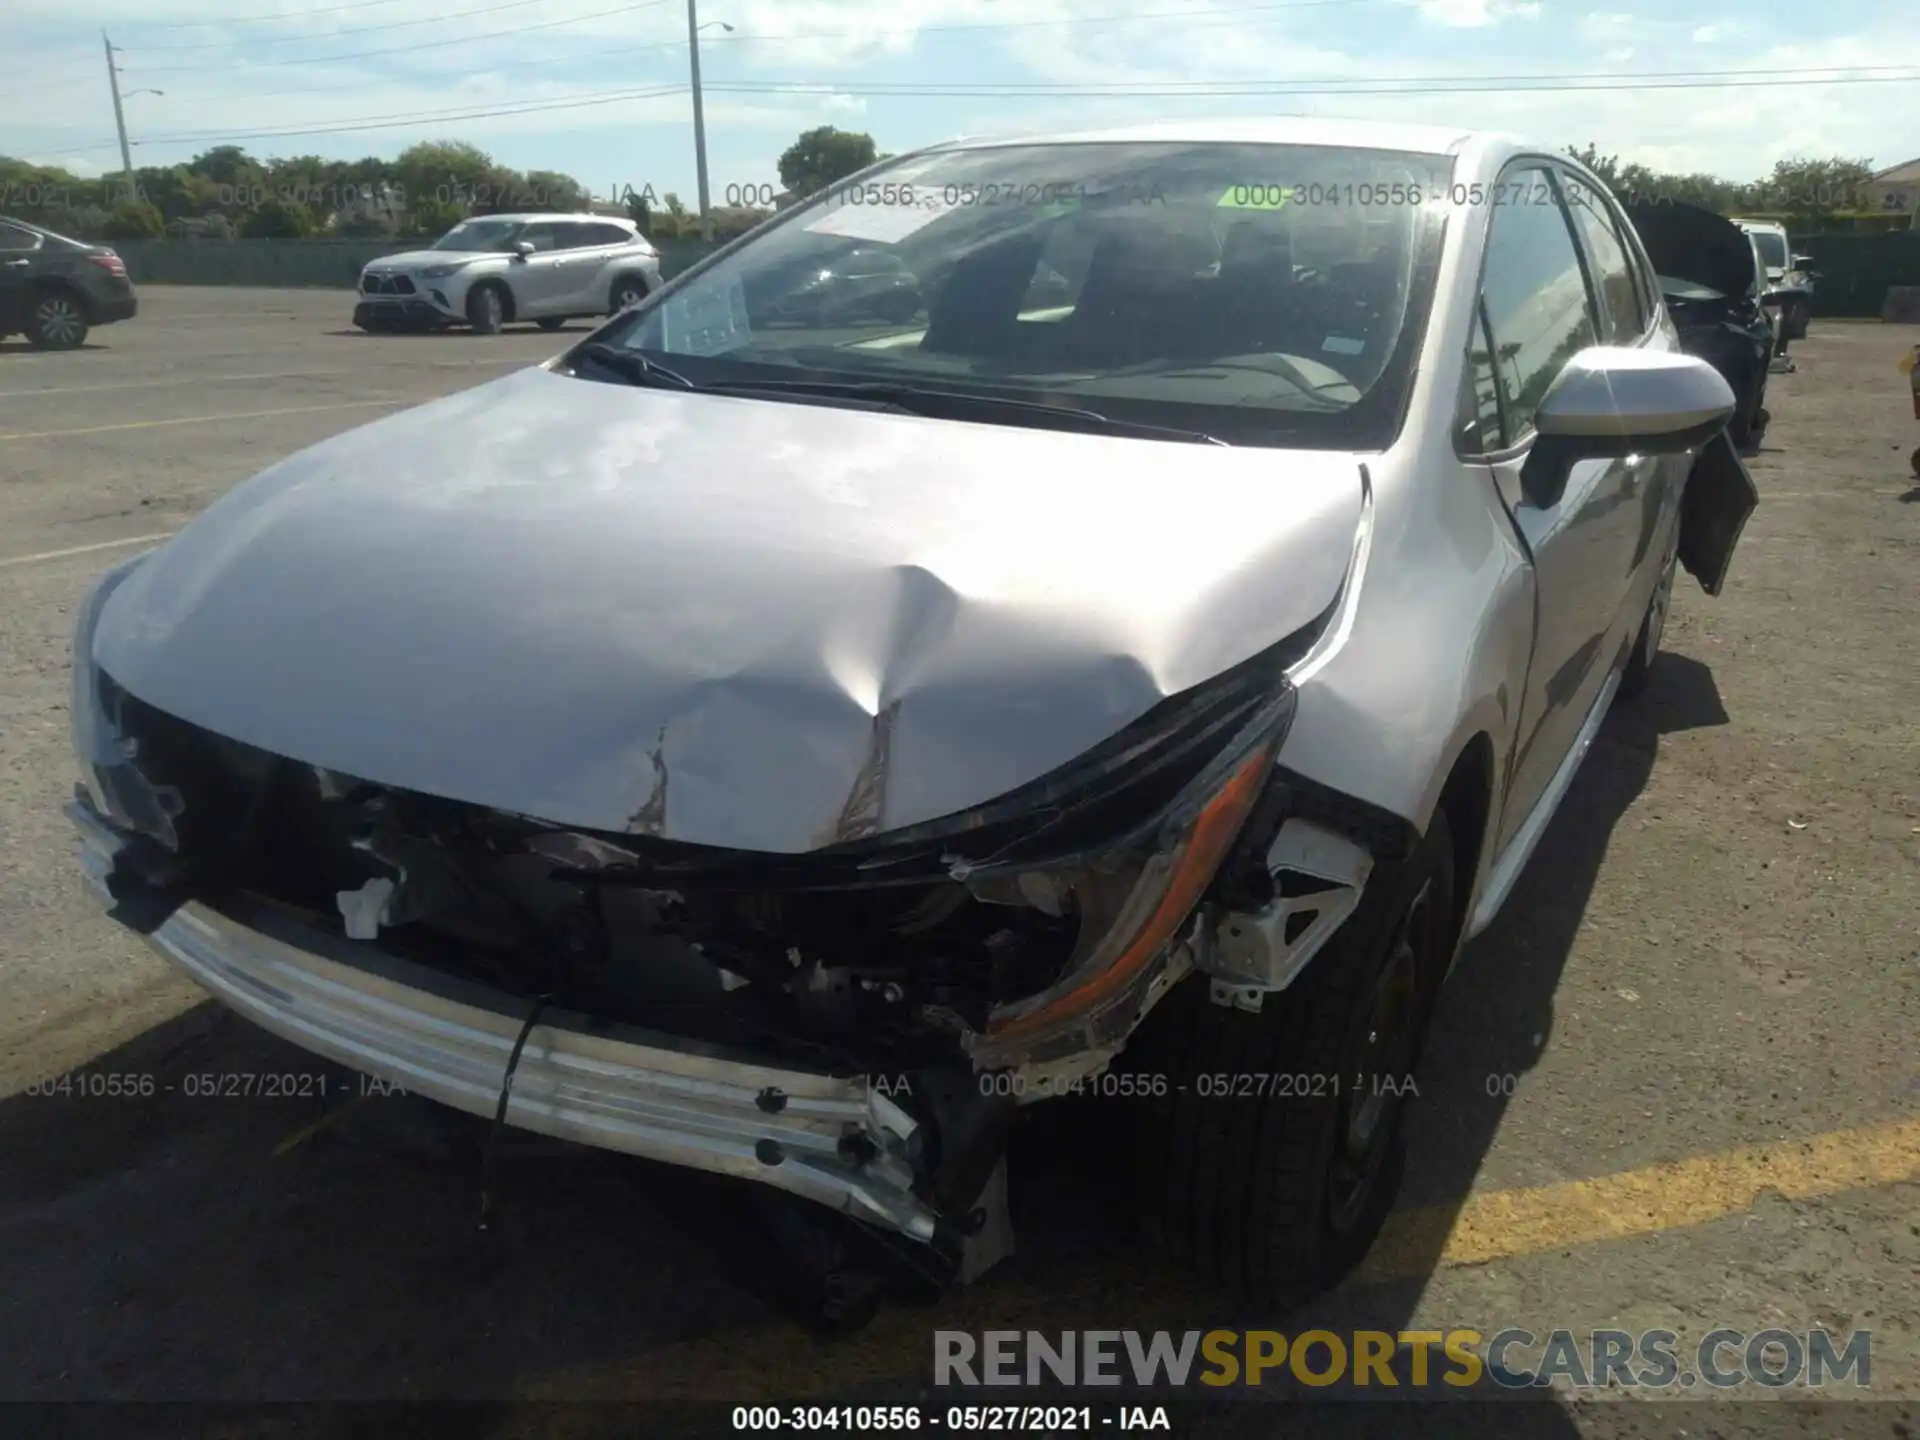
[3,259,30,269]
[1622,454,1649,493]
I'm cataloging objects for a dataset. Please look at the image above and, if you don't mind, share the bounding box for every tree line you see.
[0,128,1885,245]
[0,125,883,244]
[1563,145,1886,225]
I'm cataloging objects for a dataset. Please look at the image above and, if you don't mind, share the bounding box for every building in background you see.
[1863,157,1920,226]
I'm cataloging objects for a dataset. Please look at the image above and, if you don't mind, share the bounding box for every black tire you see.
[536,317,567,332]
[25,287,89,350]
[1785,299,1810,341]
[1619,526,1678,700]
[1125,811,1456,1303]
[608,274,649,314]
[465,283,506,335]
[1911,445,1920,479]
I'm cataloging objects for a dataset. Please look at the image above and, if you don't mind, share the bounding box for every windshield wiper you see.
[568,342,699,391]
[1104,355,1354,410]
[706,378,1228,446]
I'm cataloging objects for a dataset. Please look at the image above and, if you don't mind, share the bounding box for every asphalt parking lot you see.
[1,287,1916,1432]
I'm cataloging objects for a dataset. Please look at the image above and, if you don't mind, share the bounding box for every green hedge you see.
[1789,232,1920,318]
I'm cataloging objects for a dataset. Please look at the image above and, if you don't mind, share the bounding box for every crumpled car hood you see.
[92,366,1363,852]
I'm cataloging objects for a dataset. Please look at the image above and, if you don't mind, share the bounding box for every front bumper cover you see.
[353,297,450,328]
[69,793,949,1248]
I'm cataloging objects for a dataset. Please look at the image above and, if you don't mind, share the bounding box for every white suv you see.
[354,213,663,334]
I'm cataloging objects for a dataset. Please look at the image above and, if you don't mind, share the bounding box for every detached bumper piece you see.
[68,794,950,1251]
[353,298,445,330]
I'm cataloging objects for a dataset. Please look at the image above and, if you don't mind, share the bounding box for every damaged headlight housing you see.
[71,550,182,848]
[966,697,1290,1067]
[943,641,1303,1068]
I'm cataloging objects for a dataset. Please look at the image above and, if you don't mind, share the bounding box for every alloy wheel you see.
[34,294,84,348]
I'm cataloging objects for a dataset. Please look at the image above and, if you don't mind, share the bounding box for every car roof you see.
[928,116,1491,158]
[455,212,634,226]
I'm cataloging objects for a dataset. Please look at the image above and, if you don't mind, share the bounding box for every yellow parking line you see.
[1357,1110,1920,1280]
[517,1112,1920,1401]
[0,398,407,442]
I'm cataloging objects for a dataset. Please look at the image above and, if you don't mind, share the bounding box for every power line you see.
[124,0,419,31]
[101,63,1920,154]
[23,139,129,159]
[120,0,575,50]
[709,63,1920,91]
[126,83,691,145]
[121,0,670,74]
[23,63,1919,169]
[89,0,1391,91]
[704,71,1920,96]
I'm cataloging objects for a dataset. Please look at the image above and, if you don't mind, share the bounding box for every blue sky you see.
[3,0,1915,200]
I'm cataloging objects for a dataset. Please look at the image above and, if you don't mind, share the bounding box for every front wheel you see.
[1125,812,1455,1302]
[26,289,89,350]
[465,284,505,335]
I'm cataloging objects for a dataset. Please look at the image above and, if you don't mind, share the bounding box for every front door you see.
[1465,165,1650,855]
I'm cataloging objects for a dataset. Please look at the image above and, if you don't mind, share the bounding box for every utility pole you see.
[103,33,135,205]
[685,0,713,243]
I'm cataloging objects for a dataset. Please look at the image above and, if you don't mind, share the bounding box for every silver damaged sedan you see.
[68,119,1757,1302]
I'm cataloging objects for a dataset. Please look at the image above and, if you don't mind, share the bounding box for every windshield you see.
[1749,230,1789,269]
[590,141,1452,449]
[432,219,525,252]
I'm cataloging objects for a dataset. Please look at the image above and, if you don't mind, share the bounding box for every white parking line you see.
[0,533,177,569]
[0,357,529,399]
[0,398,406,442]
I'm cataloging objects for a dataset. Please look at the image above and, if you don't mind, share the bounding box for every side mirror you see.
[513,241,536,259]
[1520,347,1735,507]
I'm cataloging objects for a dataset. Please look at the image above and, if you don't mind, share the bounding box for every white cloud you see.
[27,153,107,176]
[1605,45,1635,61]
[1404,0,1541,25]
[1579,10,1638,40]
[1692,23,1723,41]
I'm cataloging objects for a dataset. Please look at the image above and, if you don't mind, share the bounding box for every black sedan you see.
[1622,198,1772,453]
[0,215,139,350]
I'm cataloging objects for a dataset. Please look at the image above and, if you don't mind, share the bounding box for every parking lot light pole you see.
[102,33,135,205]
[686,0,713,243]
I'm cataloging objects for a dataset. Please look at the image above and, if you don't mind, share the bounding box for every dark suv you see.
[0,217,139,350]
